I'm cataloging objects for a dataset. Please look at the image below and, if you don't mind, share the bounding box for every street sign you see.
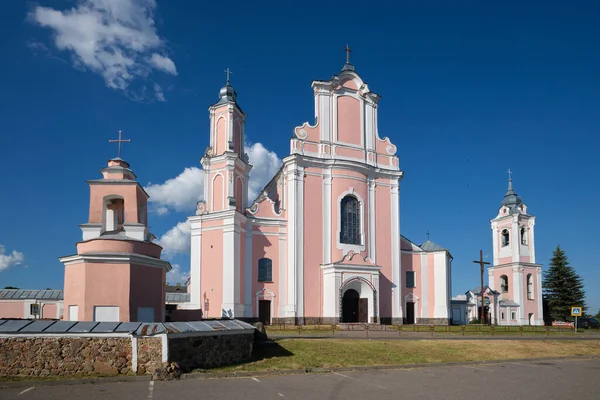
[571,306,582,317]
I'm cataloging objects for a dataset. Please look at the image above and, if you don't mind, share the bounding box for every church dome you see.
[219,83,237,102]
[501,178,523,212]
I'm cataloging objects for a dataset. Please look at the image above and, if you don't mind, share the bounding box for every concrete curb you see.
[2,355,598,389]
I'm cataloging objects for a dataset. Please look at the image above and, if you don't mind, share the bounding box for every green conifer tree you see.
[542,246,586,322]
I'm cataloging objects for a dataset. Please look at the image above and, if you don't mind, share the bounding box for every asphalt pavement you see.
[2,357,599,399]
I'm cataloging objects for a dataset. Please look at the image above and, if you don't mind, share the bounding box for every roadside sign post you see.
[571,306,582,333]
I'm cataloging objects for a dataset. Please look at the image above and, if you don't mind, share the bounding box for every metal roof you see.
[0,289,63,300]
[419,240,447,252]
[0,319,255,335]
[166,293,190,303]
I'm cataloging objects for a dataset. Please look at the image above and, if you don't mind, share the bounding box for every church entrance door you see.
[406,302,415,324]
[358,298,368,323]
[342,289,360,323]
[258,300,271,326]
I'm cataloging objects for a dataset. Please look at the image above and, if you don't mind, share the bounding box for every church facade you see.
[182,60,453,325]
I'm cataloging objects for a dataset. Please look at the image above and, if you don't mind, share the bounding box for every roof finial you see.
[344,44,352,64]
[426,231,431,241]
[224,68,232,85]
[109,130,131,159]
[507,168,513,190]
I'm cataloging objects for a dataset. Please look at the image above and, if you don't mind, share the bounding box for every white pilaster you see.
[285,166,297,318]
[391,181,402,321]
[296,166,305,320]
[421,253,428,320]
[433,252,448,319]
[536,269,543,325]
[491,222,499,266]
[512,216,519,263]
[222,222,235,317]
[323,170,332,265]
[368,177,376,263]
[529,219,536,263]
[512,266,524,323]
[244,220,253,317]
[189,217,202,309]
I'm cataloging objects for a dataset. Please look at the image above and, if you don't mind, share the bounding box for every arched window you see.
[258,258,272,282]
[527,273,534,300]
[500,275,509,292]
[501,229,510,247]
[103,196,125,232]
[340,195,361,245]
[521,227,527,245]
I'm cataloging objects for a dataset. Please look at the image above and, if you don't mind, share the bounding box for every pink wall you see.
[212,174,224,211]
[88,185,144,224]
[522,268,539,320]
[77,239,162,258]
[200,229,223,319]
[251,226,279,316]
[130,264,166,321]
[492,267,514,300]
[303,174,323,318]
[42,303,57,319]
[427,253,436,317]
[63,264,85,320]
[375,182,392,318]
[234,119,242,155]
[235,178,243,213]
[0,302,25,319]
[337,96,361,146]
[215,117,226,155]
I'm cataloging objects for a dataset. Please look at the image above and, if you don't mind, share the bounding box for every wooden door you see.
[358,298,368,323]
[406,302,415,324]
[258,300,271,326]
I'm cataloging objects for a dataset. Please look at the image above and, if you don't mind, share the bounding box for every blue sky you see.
[1,0,598,313]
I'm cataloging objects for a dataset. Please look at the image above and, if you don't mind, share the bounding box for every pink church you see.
[180,59,453,325]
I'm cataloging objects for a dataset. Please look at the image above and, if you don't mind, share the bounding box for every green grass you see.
[201,338,600,373]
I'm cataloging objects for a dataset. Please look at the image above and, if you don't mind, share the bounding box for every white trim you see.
[278,225,287,319]
[255,288,276,325]
[296,165,304,320]
[131,336,138,373]
[244,220,253,317]
[368,178,376,263]
[404,293,419,324]
[160,333,168,362]
[336,188,366,254]
[323,170,332,265]
[59,254,171,270]
[285,165,298,318]
[0,333,132,339]
[433,252,449,319]
[391,182,402,320]
[211,172,225,212]
[188,218,202,309]
[421,253,428,319]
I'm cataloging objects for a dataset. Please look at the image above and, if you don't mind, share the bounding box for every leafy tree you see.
[3,286,19,289]
[542,246,586,322]
[595,310,600,320]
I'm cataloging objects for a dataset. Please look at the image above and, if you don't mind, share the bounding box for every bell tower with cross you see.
[488,169,543,326]
[186,69,252,318]
[59,131,171,323]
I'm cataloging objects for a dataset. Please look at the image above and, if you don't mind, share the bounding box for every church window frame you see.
[501,229,510,247]
[102,195,125,234]
[336,189,366,254]
[500,275,509,293]
[258,258,273,282]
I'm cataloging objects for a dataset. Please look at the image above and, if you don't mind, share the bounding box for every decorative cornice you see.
[58,252,171,271]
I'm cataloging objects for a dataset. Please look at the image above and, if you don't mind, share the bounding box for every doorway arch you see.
[342,289,360,322]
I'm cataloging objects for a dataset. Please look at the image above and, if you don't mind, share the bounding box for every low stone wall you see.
[136,337,163,375]
[168,333,253,372]
[0,337,132,377]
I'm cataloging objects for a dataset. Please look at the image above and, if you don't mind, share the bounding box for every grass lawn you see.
[207,339,600,373]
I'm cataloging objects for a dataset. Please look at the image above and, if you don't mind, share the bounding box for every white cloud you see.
[28,0,176,101]
[150,53,177,75]
[246,141,283,201]
[157,221,190,256]
[166,263,189,285]
[0,245,25,272]
[145,167,204,215]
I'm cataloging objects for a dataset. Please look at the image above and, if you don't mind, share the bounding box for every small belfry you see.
[58,132,171,322]
[488,170,543,326]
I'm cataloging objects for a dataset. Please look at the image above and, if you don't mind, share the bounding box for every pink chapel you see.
[0,55,544,327]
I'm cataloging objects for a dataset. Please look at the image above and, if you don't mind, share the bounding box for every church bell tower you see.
[488,171,543,325]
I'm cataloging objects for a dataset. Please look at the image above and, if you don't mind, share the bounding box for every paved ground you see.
[2,358,599,399]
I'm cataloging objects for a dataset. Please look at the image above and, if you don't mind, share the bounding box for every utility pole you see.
[473,250,490,324]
